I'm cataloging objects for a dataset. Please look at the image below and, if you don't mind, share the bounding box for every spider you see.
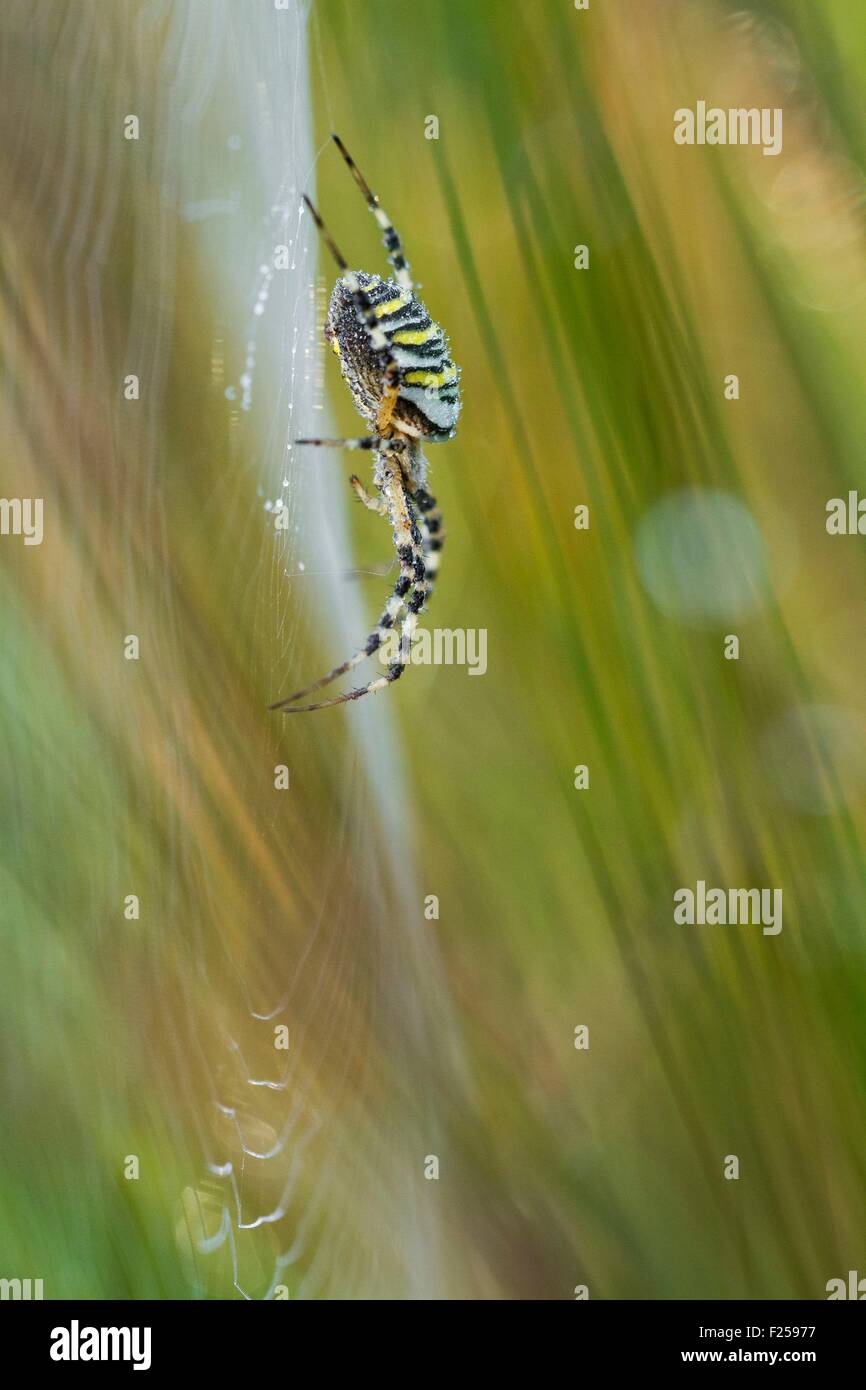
[269,135,461,714]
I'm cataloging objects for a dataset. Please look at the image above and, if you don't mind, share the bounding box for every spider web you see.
[1,0,463,1300]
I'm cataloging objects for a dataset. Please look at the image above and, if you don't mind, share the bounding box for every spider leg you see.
[294,436,380,451]
[293,434,390,514]
[293,438,389,513]
[350,475,388,515]
[303,179,408,433]
[300,193,349,275]
[412,487,445,607]
[302,193,393,358]
[332,134,413,293]
[268,565,408,709]
[270,462,426,713]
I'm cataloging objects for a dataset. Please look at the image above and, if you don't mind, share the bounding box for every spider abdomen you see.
[326,271,460,440]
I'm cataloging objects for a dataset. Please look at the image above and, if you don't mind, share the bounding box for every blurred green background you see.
[1,0,866,1299]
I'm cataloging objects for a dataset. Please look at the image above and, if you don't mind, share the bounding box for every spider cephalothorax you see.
[269,136,461,715]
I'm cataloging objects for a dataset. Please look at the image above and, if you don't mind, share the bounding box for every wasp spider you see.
[270,135,461,714]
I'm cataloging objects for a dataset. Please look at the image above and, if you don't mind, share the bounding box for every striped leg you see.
[294,438,389,514]
[268,558,410,711]
[332,134,413,293]
[395,489,427,668]
[295,436,380,451]
[302,193,396,361]
[303,151,409,432]
[412,488,445,607]
[269,466,426,713]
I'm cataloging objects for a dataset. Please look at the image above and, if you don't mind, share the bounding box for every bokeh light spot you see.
[635,489,771,626]
[760,704,866,815]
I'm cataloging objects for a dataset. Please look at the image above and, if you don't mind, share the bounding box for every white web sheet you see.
[153,0,458,1300]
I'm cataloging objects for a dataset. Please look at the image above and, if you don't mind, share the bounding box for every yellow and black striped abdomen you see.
[327,272,461,441]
